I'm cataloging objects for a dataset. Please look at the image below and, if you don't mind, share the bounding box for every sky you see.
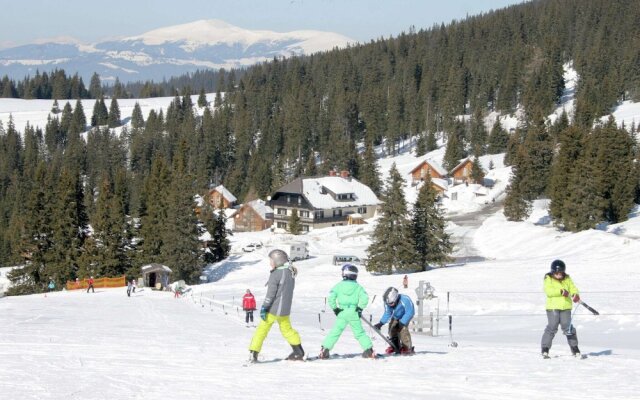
[0,0,526,49]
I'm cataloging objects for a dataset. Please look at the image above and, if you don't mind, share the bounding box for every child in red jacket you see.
[243,289,257,326]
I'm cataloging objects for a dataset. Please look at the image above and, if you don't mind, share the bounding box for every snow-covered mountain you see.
[0,19,355,83]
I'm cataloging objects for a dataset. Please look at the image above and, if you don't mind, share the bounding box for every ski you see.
[579,300,599,315]
[360,315,400,353]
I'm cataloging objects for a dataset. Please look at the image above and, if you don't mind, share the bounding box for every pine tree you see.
[131,102,145,130]
[487,120,509,154]
[70,99,86,134]
[51,99,60,114]
[202,207,231,263]
[548,125,584,226]
[503,162,532,221]
[443,122,466,171]
[366,163,419,274]
[411,175,453,269]
[160,140,203,284]
[197,88,208,107]
[89,73,102,99]
[108,97,121,128]
[470,156,485,185]
[288,208,302,235]
[358,141,382,196]
[138,156,171,263]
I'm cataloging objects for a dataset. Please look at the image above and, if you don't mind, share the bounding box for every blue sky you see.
[1,0,525,48]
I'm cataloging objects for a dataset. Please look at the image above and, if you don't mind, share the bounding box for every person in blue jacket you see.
[374,287,415,355]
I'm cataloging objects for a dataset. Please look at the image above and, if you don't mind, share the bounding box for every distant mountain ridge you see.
[0,19,354,83]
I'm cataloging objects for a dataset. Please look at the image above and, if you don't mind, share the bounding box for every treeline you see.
[2,0,640,292]
[0,94,231,294]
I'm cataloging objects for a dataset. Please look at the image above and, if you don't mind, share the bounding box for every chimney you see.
[329,170,337,177]
[340,170,349,178]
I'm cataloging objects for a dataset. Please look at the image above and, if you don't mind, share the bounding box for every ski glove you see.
[356,307,363,317]
[373,322,383,330]
[560,289,569,297]
[572,294,580,303]
[333,308,343,316]
[260,307,268,321]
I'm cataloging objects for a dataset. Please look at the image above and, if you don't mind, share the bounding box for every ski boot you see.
[249,351,259,363]
[541,347,550,359]
[286,344,305,361]
[400,346,415,355]
[319,347,330,359]
[362,348,376,358]
[570,346,582,358]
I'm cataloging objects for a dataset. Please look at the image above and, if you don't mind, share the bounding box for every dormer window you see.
[337,193,353,201]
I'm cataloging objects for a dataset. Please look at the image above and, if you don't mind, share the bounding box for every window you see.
[298,196,302,205]
[314,211,324,220]
[300,210,309,218]
[277,222,287,229]
[277,208,287,215]
[302,225,309,232]
[333,209,342,217]
[287,195,291,203]
[357,207,367,214]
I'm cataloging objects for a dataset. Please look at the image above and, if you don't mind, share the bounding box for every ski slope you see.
[1,201,640,399]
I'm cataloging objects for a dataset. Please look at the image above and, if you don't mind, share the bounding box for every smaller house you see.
[234,199,274,232]
[207,185,237,209]
[409,159,448,186]
[141,263,172,290]
[450,157,475,185]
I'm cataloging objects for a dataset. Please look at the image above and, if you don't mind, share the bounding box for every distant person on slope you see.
[248,249,304,363]
[541,259,581,358]
[318,264,375,359]
[87,276,95,293]
[374,287,416,355]
[242,289,257,327]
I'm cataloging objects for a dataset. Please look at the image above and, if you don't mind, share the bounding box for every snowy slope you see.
[1,203,640,399]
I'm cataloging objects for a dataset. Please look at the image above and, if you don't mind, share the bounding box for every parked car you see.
[242,242,263,252]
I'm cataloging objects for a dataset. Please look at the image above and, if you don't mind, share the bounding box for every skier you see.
[374,287,416,355]
[248,249,304,363]
[132,279,136,293]
[127,280,132,297]
[402,275,408,289]
[318,264,375,359]
[242,289,257,326]
[541,259,581,358]
[87,276,95,293]
[48,279,55,292]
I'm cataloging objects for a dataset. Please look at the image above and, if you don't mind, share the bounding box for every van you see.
[332,255,364,266]
[270,241,309,262]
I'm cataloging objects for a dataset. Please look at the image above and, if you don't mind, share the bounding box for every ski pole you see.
[579,300,599,315]
[565,302,581,335]
[318,313,324,331]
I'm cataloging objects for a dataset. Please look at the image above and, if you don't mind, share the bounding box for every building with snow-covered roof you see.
[234,199,274,232]
[409,158,448,186]
[450,157,477,185]
[269,171,380,232]
[207,185,237,209]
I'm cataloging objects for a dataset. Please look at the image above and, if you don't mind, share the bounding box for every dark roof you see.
[275,177,303,194]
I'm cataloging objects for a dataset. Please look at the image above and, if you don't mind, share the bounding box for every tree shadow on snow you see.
[203,255,261,283]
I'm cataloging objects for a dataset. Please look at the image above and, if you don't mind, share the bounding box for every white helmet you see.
[383,287,399,306]
[268,249,289,267]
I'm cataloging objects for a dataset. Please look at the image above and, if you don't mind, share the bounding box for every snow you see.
[2,198,640,399]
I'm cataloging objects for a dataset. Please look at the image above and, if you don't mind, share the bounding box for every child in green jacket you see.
[541,259,581,358]
[319,264,375,359]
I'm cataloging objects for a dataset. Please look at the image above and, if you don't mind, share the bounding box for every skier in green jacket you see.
[541,259,581,358]
[319,264,375,359]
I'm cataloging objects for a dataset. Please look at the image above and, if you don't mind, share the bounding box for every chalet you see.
[409,159,448,186]
[234,199,274,232]
[207,185,237,209]
[450,157,476,185]
[268,171,381,232]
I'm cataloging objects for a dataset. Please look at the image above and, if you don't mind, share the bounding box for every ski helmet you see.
[550,259,566,273]
[268,249,289,267]
[341,263,358,280]
[383,287,400,306]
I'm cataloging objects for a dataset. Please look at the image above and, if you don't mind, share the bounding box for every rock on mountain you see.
[0,19,354,83]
